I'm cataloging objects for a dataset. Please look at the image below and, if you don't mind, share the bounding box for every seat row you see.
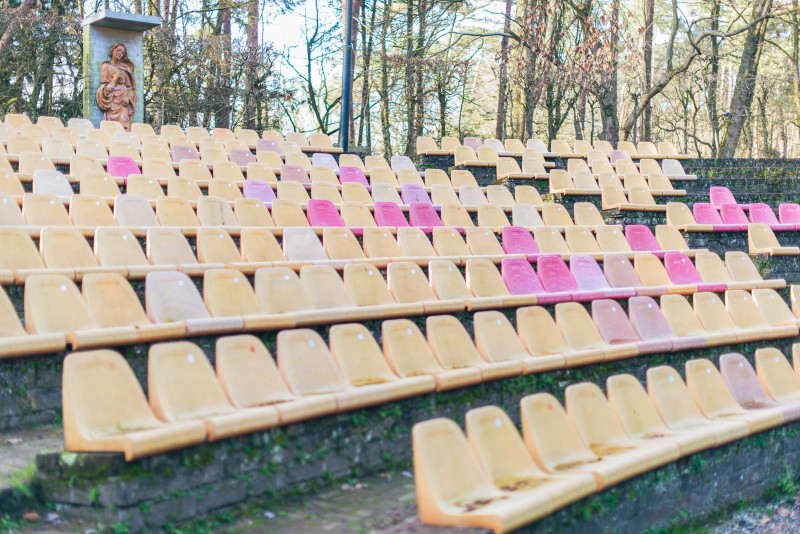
[668,199,800,231]
[414,348,800,532]
[0,114,341,153]
[416,135,689,160]
[549,168,685,197]
[5,245,791,355]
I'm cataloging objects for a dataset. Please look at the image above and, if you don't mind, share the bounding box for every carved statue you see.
[95,43,136,132]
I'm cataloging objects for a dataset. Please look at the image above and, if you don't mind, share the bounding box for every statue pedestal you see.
[81,10,161,127]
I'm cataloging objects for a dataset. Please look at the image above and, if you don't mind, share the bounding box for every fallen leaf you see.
[760,515,771,524]
[23,512,41,522]
[778,507,791,517]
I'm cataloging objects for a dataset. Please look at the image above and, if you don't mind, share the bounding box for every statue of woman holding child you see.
[95,42,136,132]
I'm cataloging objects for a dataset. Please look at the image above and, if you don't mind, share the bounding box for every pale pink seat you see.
[501,226,539,255]
[171,145,200,162]
[107,156,141,180]
[311,153,339,172]
[693,203,724,225]
[609,149,630,164]
[463,136,482,151]
[603,254,653,295]
[242,179,276,204]
[408,203,442,228]
[256,139,285,156]
[719,353,799,422]
[625,225,660,252]
[570,255,634,299]
[719,204,748,227]
[230,149,256,166]
[628,296,704,351]
[306,199,344,227]
[709,186,738,209]
[280,164,310,184]
[373,201,408,227]
[500,257,546,297]
[664,252,726,293]
[749,203,793,231]
[401,184,432,205]
[339,166,369,186]
[778,203,800,225]
[592,299,670,354]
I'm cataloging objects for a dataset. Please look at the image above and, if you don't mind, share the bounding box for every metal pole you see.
[339,0,354,152]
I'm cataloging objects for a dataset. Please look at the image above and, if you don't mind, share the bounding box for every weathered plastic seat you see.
[726,251,785,289]
[664,252,726,292]
[501,257,546,297]
[374,201,408,227]
[686,358,783,433]
[146,227,198,269]
[564,227,601,255]
[428,260,473,306]
[477,204,510,228]
[625,225,660,252]
[441,204,475,227]
[591,299,670,354]
[0,228,45,275]
[627,295,698,351]
[466,227,505,256]
[401,184,431,205]
[306,199,344,227]
[501,226,539,255]
[778,203,800,225]
[363,227,402,258]
[202,268,261,319]
[709,186,737,209]
[606,374,717,456]
[557,302,639,361]
[511,204,544,229]
[408,203,442,227]
[755,348,800,405]
[299,265,361,319]
[0,283,65,358]
[388,261,460,313]
[39,226,100,273]
[749,223,800,255]
[749,203,781,226]
[282,227,327,261]
[570,255,634,299]
[32,169,73,198]
[339,166,369,185]
[720,353,800,422]
[372,183,403,204]
[22,193,71,226]
[427,315,521,381]
[595,225,632,254]
[719,204,749,226]
[516,306,603,367]
[541,203,574,227]
[145,271,242,335]
[322,227,365,261]
[149,341,279,440]
[655,225,691,252]
[532,227,569,254]
[382,319,481,391]
[63,350,206,460]
[726,289,797,340]
[473,310,556,373]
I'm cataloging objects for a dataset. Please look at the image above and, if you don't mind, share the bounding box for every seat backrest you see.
[501,226,539,254]
[537,254,578,292]
[466,227,504,255]
[254,267,312,313]
[573,202,605,227]
[440,203,474,227]
[692,203,723,225]
[382,318,445,377]
[146,227,197,265]
[94,227,148,267]
[374,201,408,227]
[197,196,240,227]
[555,301,607,350]
[426,315,485,370]
[595,225,633,253]
[340,200,376,227]
[565,382,635,449]
[755,348,800,403]
[323,227,364,260]
[685,358,746,419]
[362,227,403,257]
[465,258,509,298]
[779,203,800,224]
[603,253,642,288]
[387,261,437,303]
[113,194,159,227]
[694,292,738,333]
[22,193,71,226]
[709,186,737,209]
[725,289,771,330]
[342,263,394,306]
[541,203,574,227]
[606,374,671,440]
[720,353,779,409]
[33,169,73,197]
[725,251,766,283]
[40,227,98,268]
[625,224,660,252]
[655,225,689,251]
[634,253,673,286]
[532,227,569,254]
[516,306,569,356]
[570,255,610,290]
[719,203,748,224]
[408,203,442,227]
[397,227,437,256]
[339,166,369,185]
[476,204,510,228]
[281,226,325,261]
[591,299,641,344]
[694,251,733,283]
[306,199,344,227]
[646,365,707,428]
[748,203,779,225]
[628,295,674,341]
[127,175,165,200]
[329,323,398,386]
[432,227,470,256]
[215,335,294,408]
[458,185,487,206]
[501,257,545,295]
[145,271,209,323]
[155,196,199,226]
[25,274,97,334]
[300,264,354,309]
[0,228,44,270]
[663,252,703,284]
[401,184,431,205]
[565,226,601,254]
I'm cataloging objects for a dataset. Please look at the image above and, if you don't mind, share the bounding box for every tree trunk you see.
[642,0,655,140]
[707,0,720,153]
[495,0,513,139]
[404,0,415,155]
[244,0,259,129]
[0,0,37,55]
[378,0,392,154]
[600,0,620,145]
[573,90,586,140]
[718,0,772,157]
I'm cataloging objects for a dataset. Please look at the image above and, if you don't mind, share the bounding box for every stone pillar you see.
[81,10,161,127]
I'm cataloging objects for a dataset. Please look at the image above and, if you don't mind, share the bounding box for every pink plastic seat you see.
[693,203,724,225]
[749,203,793,230]
[229,149,256,166]
[537,254,583,300]
[408,203,442,228]
[609,149,631,164]
[501,257,546,296]
[463,137,482,151]
[373,201,408,227]
[719,353,799,421]
[401,184,432,205]
[171,145,200,162]
[280,164,310,184]
[242,179,276,203]
[570,255,634,299]
[663,252,726,293]
[625,225,660,252]
[709,186,738,209]
[719,204,748,226]
[628,296,704,350]
[339,166,369,186]
[592,299,671,354]
[779,203,800,225]
[603,254,654,294]
[107,156,141,181]
[256,139,285,157]
[501,226,539,256]
[307,199,345,227]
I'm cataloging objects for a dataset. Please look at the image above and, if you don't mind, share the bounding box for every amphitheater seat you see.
[307,199,344,227]
[719,204,748,226]
[242,180,276,204]
[146,228,198,269]
[748,223,800,255]
[726,290,798,340]
[427,315,521,380]
[466,227,505,256]
[595,226,632,254]
[398,227,438,258]
[537,255,581,295]
[24,274,98,339]
[709,186,737,209]
[414,417,557,533]
[473,311,550,372]
[556,302,638,361]
[388,261,458,313]
[515,306,597,367]
[477,204,510,228]
[299,265,358,316]
[148,341,279,440]
[685,359,783,433]
[663,252,725,292]
[382,319,481,391]
[778,203,800,225]
[339,166,369,185]
[501,226,538,255]
[628,295,703,351]
[749,203,782,226]
[592,299,670,353]
[606,374,716,456]
[428,260,472,304]
[719,353,800,422]
[754,348,800,404]
[501,257,545,297]
[564,227,601,254]
[752,289,798,328]
[23,193,71,226]
[725,251,785,289]
[62,350,206,460]
[374,201,408,227]
[208,180,243,201]
[197,228,241,263]
[342,263,407,313]
[408,203,442,227]
[39,227,100,273]
[363,227,403,258]
[533,228,569,254]
[155,197,198,226]
[33,169,73,198]
[693,252,755,291]
[323,227,365,261]
[571,255,633,299]
[441,204,474,227]
[145,271,241,334]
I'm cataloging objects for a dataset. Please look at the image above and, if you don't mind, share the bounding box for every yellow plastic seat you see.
[179,159,213,181]
[22,193,71,226]
[79,172,121,198]
[635,252,693,293]
[753,288,798,328]
[726,289,797,340]
[749,223,800,255]
[397,227,438,259]
[155,196,199,226]
[236,228,282,263]
[423,169,450,187]
[607,374,717,456]
[0,284,65,358]
[214,161,246,183]
[196,227,240,263]
[465,227,504,257]
[414,417,555,533]
[299,264,360,315]
[197,196,238,226]
[432,227,469,257]
[341,182,373,205]
[477,204,510,228]
[466,406,597,521]
[113,194,159,227]
[685,359,784,433]
[459,185,488,207]
[382,319,481,391]
[149,341,278,440]
[339,201,375,227]
[388,261,461,313]
[342,262,413,315]
[24,274,99,339]
[39,226,100,272]
[277,181,310,203]
[755,348,800,403]
[516,306,602,367]
[271,198,309,227]
[695,251,747,290]
[430,184,460,206]
[63,350,205,460]
[126,175,165,200]
[310,181,342,204]
[655,225,690,251]
[93,227,150,275]
[69,194,116,227]
[573,202,605,228]
[564,226,601,254]
[208,180,243,201]
[464,258,533,308]
[0,228,45,275]
[322,227,364,260]
[473,310,561,373]
[541,203,574,227]
[254,267,312,316]
[556,302,639,361]
[428,260,472,305]
[202,268,261,318]
[0,193,25,226]
[441,204,474,227]
[362,227,401,258]
[328,324,435,407]
[427,315,521,380]
[166,176,203,200]
[235,198,274,227]
[533,227,570,254]
[726,251,784,290]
